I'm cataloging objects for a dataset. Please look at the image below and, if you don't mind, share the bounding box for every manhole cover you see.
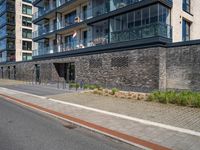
[63,124,77,129]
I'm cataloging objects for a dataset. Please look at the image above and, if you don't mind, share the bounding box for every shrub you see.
[83,84,90,89]
[148,90,200,108]
[69,83,80,89]
[89,85,96,90]
[111,88,119,95]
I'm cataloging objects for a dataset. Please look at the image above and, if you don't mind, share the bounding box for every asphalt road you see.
[0,97,140,150]
[2,84,67,96]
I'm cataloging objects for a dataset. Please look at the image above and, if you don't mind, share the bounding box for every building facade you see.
[0,0,200,92]
[0,0,34,62]
[32,0,200,58]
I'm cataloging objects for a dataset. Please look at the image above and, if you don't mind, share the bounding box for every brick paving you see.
[0,87,200,150]
[49,93,200,132]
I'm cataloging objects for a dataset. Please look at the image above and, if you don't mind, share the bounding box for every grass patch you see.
[148,91,200,108]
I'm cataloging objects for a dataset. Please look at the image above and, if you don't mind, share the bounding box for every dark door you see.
[35,64,40,83]
[68,62,75,82]
[13,66,16,80]
[7,66,10,79]
[1,67,3,79]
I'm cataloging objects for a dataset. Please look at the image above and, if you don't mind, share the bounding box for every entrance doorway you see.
[54,62,75,83]
[35,64,40,83]
[7,66,10,79]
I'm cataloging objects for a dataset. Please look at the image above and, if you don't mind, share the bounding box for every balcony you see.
[33,22,172,57]
[33,9,92,40]
[33,23,57,39]
[0,0,15,16]
[110,23,172,43]
[32,0,149,23]
[32,4,56,21]
[33,37,109,56]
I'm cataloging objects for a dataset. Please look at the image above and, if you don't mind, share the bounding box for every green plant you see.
[83,84,90,89]
[147,90,200,108]
[111,88,119,95]
[69,83,80,89]
[88,85,96,90]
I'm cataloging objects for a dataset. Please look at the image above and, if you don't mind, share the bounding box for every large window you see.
[64,35,76,50]
[65,11,76,25]
[183,0,190,13]
[22,29,32,39]
[22,41,32,50]
[182,19,190,41]
[110,4,171,43]
[22,16,32,27]
[22,53,32,61]
[22,4,32,15]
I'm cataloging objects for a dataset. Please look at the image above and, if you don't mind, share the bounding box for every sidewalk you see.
[0,86,200,150]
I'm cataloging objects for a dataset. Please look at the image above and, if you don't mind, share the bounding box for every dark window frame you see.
[22,41,32,50]
[22,28,32,39]
[182,0,191,13]
[22,16,32,27]
[182,19,191,41]
[22,4,32,15]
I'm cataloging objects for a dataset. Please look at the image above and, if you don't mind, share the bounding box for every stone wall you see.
[1,43,200,92]
[166,45,200,91]
[0,47,160,92]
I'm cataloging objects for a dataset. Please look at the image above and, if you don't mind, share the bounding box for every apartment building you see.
[0,0,34,62]
[32,0,200,57]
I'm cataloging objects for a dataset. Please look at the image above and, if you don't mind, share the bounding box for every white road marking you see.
[0,87,200,137]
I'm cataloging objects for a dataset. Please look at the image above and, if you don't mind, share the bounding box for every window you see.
[22,41,32,50]
[82,5,88,20]
[22,53,32,61]
[65,11,76,25]
[23,0,32,3]
[182,19,190,41]
[22,29,32,39]
[22,16,32,27]
[64,35,76,49]
[183,0,190,13]
[22,4,32,15]
[159,4,170,25]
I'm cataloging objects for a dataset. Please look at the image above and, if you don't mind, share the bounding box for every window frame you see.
[22,40,32,51]
[22,28,32,39]
[22,4,32,15]
[22,16,32,27]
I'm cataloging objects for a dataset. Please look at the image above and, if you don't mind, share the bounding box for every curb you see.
[0,93,171,150]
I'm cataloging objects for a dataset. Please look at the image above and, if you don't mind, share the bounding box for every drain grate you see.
[63,124,77,129]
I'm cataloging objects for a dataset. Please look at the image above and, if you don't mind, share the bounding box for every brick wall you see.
[166,45,200,91]
[1,43,200,92]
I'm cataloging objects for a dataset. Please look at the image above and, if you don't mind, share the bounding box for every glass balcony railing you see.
[32,4,56,20]
[33,23,57,38]
[33,38,109,56]
[33,0,173,21]
[32,0,145,21]
[33,22,172,57]
[110,23,172,43]
[33,9,93,39]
